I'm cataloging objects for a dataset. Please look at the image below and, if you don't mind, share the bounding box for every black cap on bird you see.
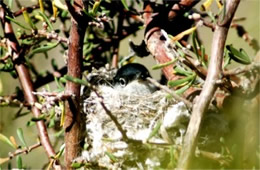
[113,63,157,95]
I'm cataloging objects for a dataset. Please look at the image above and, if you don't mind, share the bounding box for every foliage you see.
[0,0,259,169]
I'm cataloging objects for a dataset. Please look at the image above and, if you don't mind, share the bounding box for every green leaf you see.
[26,121,36,127]
[173,66,193,76]
[5,16,31,30]
[147,121,161,141]
[31,114,46,121]
[168,74,195,88]
[175,79,194,95]
[63,75,91,87]
[121,0,129,11]
[17,128,27,147]
[92,0,101,14]
[51,58,58,71]
[16,156,23,169]
[29,42,59,57]
[152,59,178,70]
[192,31,200,60]
[38,11,54,30]
[226,45,251,65]
[0,133,16,149]
[22,8,36,29]
[105,151,117,162]
[71,162,83,169]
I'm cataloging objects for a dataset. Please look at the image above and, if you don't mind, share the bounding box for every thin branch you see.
[177,0,240,169]
[8,142,41,159]
[223,62,260,76]
[0,2,61,169]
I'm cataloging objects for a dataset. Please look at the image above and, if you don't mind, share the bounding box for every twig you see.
[8,142,41,160]
[195,148,233,166]
[147,77,192,108]
[223,62,260,76]
[93,90,129,141]
[0,3,61,169]
[177,0,240,169]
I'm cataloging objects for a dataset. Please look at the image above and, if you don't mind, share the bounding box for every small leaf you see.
[52,0,58,19]
[38,11,54,30]
[39,0,45,13]
[59,102,65,127]
[29,42,59,57]
[16,156,23,169]
[201,0,213,11]
[55,143,65,159]
[147,121,161,141]
[173,66,193,76]
[17,128,27,147]
[71,162,83,168]
[9,136,18,149]
[175,79,194,95]
[152,59,177,70]
[171,26,197,41]
[105,151,117,162]
[22,8,36,29]
[226,45,251,65]
[92,0,101,14]
[63,75,91,87]
[5,16,31,30]
[53,0,68,10]
[121,0,129,11]
[31,114,46,121]
[168,74,195,88]
[0,157,10,165]
[0,133,16,149]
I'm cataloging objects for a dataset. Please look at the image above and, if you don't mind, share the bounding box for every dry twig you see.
[177,0,241,169]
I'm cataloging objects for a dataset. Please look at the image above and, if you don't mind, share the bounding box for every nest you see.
[78,67,192,169]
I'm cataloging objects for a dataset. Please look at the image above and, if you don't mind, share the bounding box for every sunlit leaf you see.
[16,156,23,169]
[171,26,197,41]
[121,0,129,11]
[226,45,251,65]
[17,128,27,147]
[5,16,31,30]
[38,11,54,30]
[29,42,59,57]
[22,8,36,29]
[201,0,214,11]
[0,157,10,165]
[168,74,195,88]
[105,151,117,162]
[0,133,16,149]
[152,59,177,70]
[147,121,161,141]
[53,0,68,10]
[173,66,193,76]
[9,136,18,149]
[39,0,45,13]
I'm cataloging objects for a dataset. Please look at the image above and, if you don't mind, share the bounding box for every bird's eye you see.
[119,78,127,87]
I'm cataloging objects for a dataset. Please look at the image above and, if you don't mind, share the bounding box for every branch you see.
[177,0,240,169]
[64,0,87,169]
[0,3,61,169]
[143,0,200,81]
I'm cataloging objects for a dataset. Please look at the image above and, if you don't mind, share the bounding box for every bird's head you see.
[113,63,157,95]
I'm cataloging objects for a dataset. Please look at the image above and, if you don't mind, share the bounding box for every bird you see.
[113,63,157,95]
